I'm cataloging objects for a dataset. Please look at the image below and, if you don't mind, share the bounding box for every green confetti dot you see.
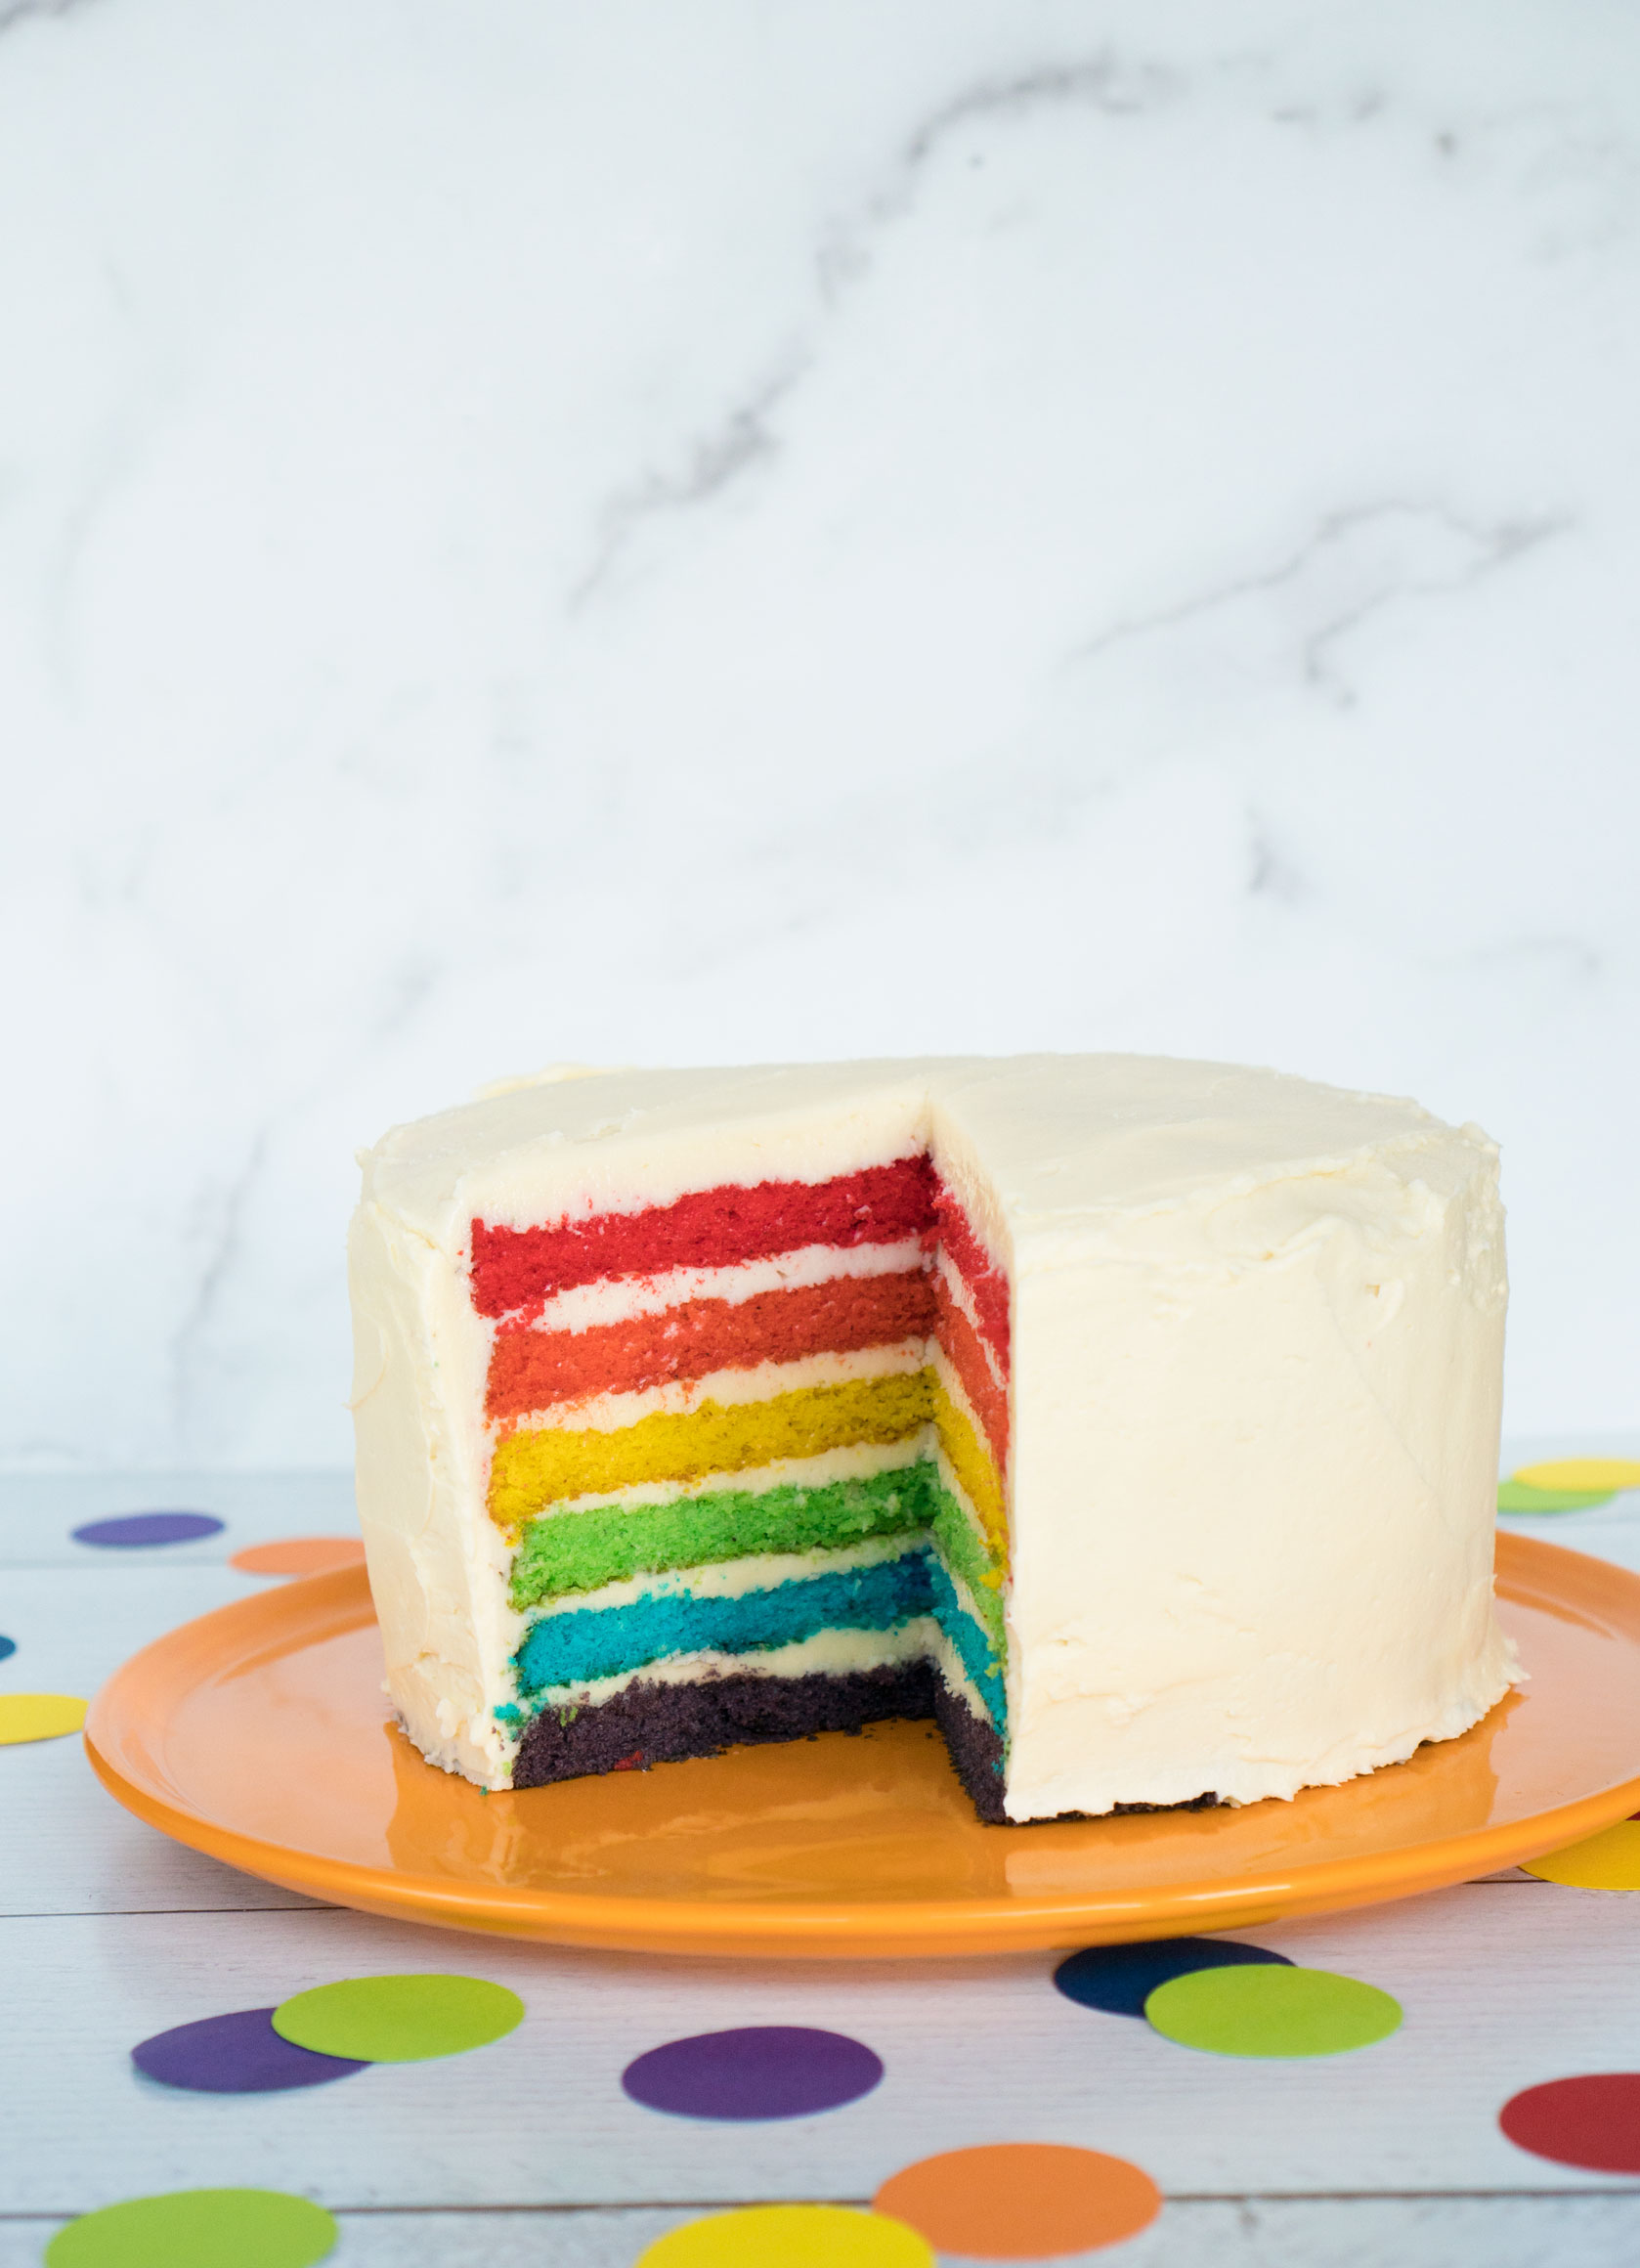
[46,2189,335,2268]
[1144,1964,1402,2058]
[1497,1480,1615,1514]
[272,1973,523,2063]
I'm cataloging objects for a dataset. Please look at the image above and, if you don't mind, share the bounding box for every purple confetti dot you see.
[622,2026,883,2120]
[132,2006,367,2093]
[73,1511,225,1549]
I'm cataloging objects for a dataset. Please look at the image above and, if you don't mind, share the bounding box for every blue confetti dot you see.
[1055,1936,1292,2018]
[0,1635,15,1663]
[72,1511,225,1548]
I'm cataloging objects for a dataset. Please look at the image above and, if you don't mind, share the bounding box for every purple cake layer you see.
[512,1661,1013,1820]
[928,1676,1008,1823]
[509,1670,1214,1825]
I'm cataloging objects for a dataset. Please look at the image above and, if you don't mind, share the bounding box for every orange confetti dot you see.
[874,2143,1161,2258]
[229,1538,367,1577]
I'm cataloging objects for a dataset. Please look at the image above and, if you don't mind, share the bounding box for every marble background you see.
[4,0,1637,1469]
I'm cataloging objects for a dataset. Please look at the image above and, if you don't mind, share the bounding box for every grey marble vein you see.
[569,357,809,609]
[1072,503,1569,708]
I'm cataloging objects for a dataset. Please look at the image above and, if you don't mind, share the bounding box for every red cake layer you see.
[486,1268,937,1420]
[471,1157,1012,1389]
[929,1183,1011,1371]
[471,1156,938,1319]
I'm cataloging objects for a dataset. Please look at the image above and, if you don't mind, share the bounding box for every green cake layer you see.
[508,1461,1004,1647]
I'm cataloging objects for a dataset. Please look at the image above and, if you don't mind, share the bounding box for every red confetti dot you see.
[1500,2073,1640,2172]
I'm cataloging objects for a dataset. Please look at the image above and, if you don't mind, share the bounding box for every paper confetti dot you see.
[1145,1964,1402,2058]
[622,2026,884,2120]
[45,2188,336,2268]
[272,1974,523,2063]
[72,1511,224,1548]
[132,2008,367,2094]
[1521,1819,1640,1889]
[1055,1935,1292,2018]
[875,2143,1161,2259]
[635,2205,931,2268]
[0,1693,87,1745]
[1515,1459,1640,1494]
[0,1634,14,1662]
[1497,1480,1615,1514]
[1500,2073,1640,2172]
[229,1538,367,1577]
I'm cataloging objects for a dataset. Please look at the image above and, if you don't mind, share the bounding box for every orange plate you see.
[85,1533,1640,1959]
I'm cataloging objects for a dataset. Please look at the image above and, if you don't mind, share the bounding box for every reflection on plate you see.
[86,1534,1640,1958]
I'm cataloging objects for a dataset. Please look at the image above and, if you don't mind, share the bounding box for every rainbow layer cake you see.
[347,1056,1518,1822]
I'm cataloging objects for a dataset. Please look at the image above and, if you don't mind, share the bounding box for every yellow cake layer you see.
[490,1367,1006,1550]
[928,1354,1007,1561]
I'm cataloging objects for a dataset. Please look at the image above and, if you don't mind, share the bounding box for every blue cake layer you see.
[512,1545,1006,1724]
[925,1555,1005,1726]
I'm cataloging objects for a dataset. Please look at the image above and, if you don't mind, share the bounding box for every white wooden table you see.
[5,1450,1640,2267]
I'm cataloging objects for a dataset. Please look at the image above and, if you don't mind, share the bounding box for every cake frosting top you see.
[359,1054,1498,1291]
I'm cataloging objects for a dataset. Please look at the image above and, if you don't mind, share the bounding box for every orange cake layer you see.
[486,1269,935,1420]
[485,1265,1008,1474]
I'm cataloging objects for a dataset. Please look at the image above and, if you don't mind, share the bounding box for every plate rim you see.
[84,1530,1640,1958]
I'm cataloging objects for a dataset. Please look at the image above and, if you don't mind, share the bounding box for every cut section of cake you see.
[478,1153,1010,1810]
[348,1056,1519,1823]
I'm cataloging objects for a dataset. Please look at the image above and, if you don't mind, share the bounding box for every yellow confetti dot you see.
[0,1694,87,1745]
[1522,1819,1640,1889]
[1514,1459,1640,1494]
[635,2205,932,2268]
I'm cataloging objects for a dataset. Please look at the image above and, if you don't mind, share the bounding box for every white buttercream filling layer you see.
[527,1237,928,1334]
[522,1616,994,1729]
[497,1337,926,1437]
[518,1532,925,1623]
[525,1436,929,1523]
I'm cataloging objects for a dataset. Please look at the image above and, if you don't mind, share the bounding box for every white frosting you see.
[350,1055,1516,1811]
